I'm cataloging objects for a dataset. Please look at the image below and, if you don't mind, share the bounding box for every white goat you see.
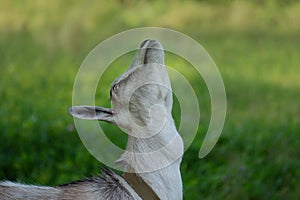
[0,39,184,200]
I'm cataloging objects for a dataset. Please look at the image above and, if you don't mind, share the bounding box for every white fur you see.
[0,39,184,200]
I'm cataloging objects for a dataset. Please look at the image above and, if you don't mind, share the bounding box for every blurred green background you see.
[0,0,300,199]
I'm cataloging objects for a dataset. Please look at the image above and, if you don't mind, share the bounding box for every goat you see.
[0,39,184,200]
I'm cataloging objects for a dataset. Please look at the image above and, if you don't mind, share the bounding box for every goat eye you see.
[113,84,119,93]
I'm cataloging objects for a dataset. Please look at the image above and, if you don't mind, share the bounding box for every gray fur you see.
[0,169,141,200]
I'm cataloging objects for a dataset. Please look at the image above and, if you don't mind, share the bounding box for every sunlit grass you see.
[0,1,299,199]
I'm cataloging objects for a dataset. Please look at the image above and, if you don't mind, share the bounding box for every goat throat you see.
[117,119,184,200]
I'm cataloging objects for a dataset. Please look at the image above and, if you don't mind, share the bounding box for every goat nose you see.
[140,40,162,50]
[140,39,150,48]
[143,40,164,65]
[129,39,165,69]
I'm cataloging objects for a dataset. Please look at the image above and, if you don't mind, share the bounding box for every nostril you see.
[140,39,150,48]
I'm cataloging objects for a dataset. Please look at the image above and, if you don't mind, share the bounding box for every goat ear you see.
[68,106,115,124]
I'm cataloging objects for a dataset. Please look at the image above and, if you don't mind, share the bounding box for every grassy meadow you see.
[1,0,300,199]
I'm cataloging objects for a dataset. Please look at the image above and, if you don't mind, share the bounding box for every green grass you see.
[1,1,300,199]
